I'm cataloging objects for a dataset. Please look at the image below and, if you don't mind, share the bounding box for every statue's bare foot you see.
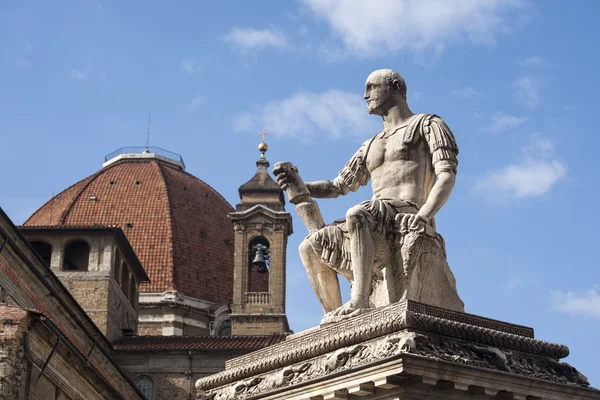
[320,310,336,325]
[320,298,369,324]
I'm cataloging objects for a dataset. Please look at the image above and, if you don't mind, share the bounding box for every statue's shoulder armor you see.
[338,136,375,192]
[361,132,381,161]
[419,114,459,167]
[408,114,457,151]
[403,113,429,145]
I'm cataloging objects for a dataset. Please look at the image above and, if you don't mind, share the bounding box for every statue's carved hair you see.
[375,69,407,100]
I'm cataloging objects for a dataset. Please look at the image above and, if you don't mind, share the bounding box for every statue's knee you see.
[346,205,365,227]
[299,239,316,259]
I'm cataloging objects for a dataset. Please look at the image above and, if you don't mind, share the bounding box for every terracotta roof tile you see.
[113,334,286,351]
[24,159,234,302]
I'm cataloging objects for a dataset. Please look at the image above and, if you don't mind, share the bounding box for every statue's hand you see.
[275,171,291,190]
[397,213,429,235]
[273,162,298,191]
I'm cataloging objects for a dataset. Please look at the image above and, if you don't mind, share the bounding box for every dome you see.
[24,149,235,303]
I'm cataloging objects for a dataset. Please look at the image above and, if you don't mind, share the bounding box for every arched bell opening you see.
[121,263,130,299]
[129,275,137,307]
[63,240,90,271]
[247,236,270,294]
[30,241,53,267]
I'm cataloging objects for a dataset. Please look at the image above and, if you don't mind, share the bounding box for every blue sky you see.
[2,0,600,386]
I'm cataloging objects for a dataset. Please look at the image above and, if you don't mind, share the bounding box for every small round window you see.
[136,376,153,400]
[217,320,231,337]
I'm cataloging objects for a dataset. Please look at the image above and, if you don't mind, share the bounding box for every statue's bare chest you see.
[365,127,423,173]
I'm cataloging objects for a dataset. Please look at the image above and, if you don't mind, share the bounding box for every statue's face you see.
[364,72,393,116]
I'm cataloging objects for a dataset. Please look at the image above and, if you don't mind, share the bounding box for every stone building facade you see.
[230,156,292,336]
[0,210,142,399]
[113,335,285,400]
[0,146,292,399]
[24,151,236,338]
[18,226,148,342]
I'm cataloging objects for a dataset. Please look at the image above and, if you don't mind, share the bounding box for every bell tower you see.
[229,133,292,336]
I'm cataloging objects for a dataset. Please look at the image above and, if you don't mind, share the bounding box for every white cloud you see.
[489,113,527,133]
[513,76,540,108]
[181,58,202,75]
[224,27,289,52]
[453,86,484,99]
[301,0,524,57]
[69,68,91,81]
[477,161,565,198]
[551,288,600,319]
[518,56,546,68]
[189,94,205,108]
[234,90,379,140]
[473,138,566,202]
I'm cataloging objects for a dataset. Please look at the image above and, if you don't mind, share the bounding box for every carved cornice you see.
[196,301,569,391]
[198,331,588,400]
[406,302,534,337]
[229,205,292,222]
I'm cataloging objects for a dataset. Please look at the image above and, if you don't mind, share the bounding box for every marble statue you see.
[274,69,463,324]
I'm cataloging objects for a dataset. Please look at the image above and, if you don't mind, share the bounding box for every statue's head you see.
[364,69,407,116]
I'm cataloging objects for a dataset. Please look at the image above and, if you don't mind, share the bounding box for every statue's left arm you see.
[416,115,459,223]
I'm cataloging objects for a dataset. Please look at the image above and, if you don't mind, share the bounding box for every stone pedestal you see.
[196,301,599,400]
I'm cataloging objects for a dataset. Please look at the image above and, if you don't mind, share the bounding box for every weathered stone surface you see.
[195,301,598,400]
[230,153,293,336]
[0,213,144,399]
[274,68,463,323]
[370,229,462,311]
[0,307,28,400]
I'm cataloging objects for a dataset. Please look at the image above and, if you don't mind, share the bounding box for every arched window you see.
[217,320,231,337]
[30,241,52,267]
[63,240,90,271]
[129,276,137,307]
[248,237,270,293]
[113,249,122,282]
[136,376,153,400]
[121,264,130,299]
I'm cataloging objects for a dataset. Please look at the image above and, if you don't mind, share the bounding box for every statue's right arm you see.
[306,139,371,198]
[305,178,347,199]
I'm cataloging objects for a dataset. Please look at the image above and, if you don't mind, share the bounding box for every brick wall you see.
[230,315,288,336]
[0,307,28,400]
[0,215,143,399]
[144,374,194,400]
[115,349,250,400]
[248,267,269,293]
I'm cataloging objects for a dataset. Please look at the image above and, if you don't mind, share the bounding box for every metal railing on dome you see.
[104,146,185,165]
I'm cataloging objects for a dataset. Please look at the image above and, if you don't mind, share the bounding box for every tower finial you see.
[258,130,268,159]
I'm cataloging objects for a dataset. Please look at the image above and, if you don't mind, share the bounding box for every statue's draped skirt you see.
[307,198,421,274]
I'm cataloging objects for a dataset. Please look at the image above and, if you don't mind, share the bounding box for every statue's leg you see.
[299,239,342,313]
[329,205,374,317]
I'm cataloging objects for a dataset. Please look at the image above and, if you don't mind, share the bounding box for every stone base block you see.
[370,231,464,313]
[196,301,599,400]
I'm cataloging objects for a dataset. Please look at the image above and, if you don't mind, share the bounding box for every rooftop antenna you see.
[143,113,151,154]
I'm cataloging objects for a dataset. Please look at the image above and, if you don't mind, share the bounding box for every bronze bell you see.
[251,248,269,274]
